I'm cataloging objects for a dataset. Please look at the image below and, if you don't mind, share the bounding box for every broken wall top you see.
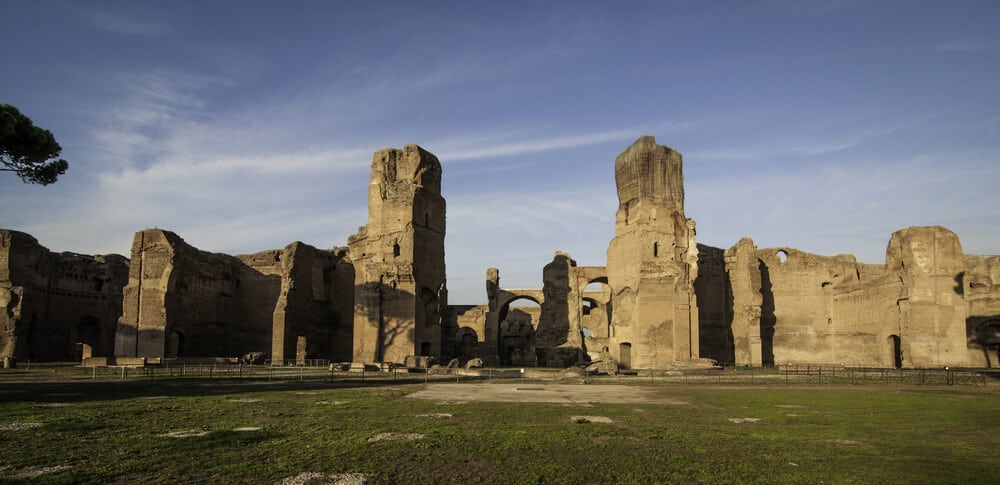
[370,144,442,199]
[614,135,684,214]
[886,226,964,277]
[2,228,128,288]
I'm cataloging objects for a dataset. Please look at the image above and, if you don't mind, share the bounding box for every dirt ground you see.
[404,383,689,404]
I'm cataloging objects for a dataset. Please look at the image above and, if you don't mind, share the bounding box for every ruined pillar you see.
[724,237,763,366]
[348,145,446,364]
[886,226,973,367]
[535,251,583,366]
[606,136,700,369]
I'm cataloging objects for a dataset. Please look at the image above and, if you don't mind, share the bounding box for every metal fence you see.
[7,362,997,387]
[605,365,994,386]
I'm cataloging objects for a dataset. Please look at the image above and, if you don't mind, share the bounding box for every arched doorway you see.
[455,328,478,360]
[497,296,541,366]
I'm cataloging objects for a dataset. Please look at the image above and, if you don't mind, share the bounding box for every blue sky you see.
[2,0,998,304]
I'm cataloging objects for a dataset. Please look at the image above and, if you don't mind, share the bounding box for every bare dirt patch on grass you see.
[0,422,42,431]
[228,398,264,403]
[315,400,346,406]
[234,427,262,432]
[277,471,370,485]
[728,418,762,424]
[4,465,73,479]
[415,413,452,419]
[823,438,872,448]
[571,415,613,424]
[367,432,424,443]
[159,430,210,438]
[407,383,683,404]
[36,402,74,408]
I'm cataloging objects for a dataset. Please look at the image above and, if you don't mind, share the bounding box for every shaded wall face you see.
[269,244,350,363]
[965,256,1000,367]
[695,244,732,364]
[1,230,127,361]
[120,230,353,361]
[234,254,283,357]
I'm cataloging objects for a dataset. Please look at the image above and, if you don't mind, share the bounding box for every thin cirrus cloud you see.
[933,41,1000,53]
[83,9,171,36]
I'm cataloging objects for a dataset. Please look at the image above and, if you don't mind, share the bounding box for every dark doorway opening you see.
[167,331,185,358]
[619,342,632,369]
[889,335,902,369]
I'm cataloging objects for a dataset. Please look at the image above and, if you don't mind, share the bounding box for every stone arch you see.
[455,327,478,360]
[496,295,542,366]
[580,276,612,339]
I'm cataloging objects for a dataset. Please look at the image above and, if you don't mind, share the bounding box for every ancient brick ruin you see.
[1,230,128,362]
[2,137,999,368]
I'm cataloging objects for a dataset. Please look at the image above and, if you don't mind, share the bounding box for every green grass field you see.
[1,370,998,484]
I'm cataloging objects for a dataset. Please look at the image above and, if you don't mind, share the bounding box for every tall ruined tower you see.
[348,145,446,364]
[606,136,699,368]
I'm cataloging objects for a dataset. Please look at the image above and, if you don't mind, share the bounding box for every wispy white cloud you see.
[934,41,1000,53]
[432,121,694,162]
[84,9,170,36]
[688,115,934,162]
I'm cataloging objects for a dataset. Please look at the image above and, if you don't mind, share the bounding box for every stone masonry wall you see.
[1,229,128,361]
[116,229,351,361]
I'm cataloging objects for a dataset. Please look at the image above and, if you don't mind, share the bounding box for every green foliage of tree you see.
[0,104,69,185]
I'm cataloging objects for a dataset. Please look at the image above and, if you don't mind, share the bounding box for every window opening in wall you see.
[653,242,659,257]
[420,341,432,356]
[425,212,430,227]
[393,241,400,258]
[776,250,788,264]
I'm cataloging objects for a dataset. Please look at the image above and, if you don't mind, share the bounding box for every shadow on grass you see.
[0,374,429,405]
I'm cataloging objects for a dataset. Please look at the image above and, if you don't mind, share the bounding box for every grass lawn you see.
[1,370,998,484]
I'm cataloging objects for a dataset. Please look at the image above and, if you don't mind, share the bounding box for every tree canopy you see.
[0,104,69,185]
